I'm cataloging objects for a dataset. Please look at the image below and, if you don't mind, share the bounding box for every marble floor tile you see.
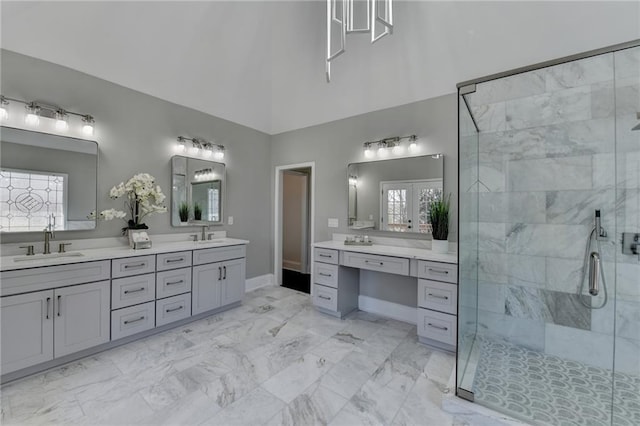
[262,353,334,403]
[266,381,348,426]
[392,374,454,426]
[205,387,285,426]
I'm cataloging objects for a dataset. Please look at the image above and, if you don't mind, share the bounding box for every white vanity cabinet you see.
[417,260,458,352]
[192,245,246,315]
[0,279,110,374]
[154,250,193,327]
[312,248,359,318]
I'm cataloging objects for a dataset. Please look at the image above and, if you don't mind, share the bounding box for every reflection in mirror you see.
[171,156,225,226]
[0,126,98,233]
[347,155,443,234]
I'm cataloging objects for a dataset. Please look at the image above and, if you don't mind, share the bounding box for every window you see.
[381,179,442,233]
[207,187,220,222]
[0,169,67,232]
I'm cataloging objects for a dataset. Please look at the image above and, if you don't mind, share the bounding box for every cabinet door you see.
[221,258,245,306]
[192,263,222,315]
[1,290,54,374]
[54,281,110,358]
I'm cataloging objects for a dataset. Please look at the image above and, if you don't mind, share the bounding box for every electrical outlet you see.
[228,216,234,225]
[328,218,339,228]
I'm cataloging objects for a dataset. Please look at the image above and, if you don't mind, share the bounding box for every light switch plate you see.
[228,216,234,225]
[328,218,339,228]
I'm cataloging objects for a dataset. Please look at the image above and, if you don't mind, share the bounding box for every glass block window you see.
[0,169,66,232]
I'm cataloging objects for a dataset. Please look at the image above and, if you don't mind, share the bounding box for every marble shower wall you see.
[463,51,640,374]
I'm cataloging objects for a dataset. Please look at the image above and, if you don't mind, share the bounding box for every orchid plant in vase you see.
[96,173,167,235]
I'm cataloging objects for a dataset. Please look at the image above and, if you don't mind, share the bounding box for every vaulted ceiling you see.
[1,1,638,135]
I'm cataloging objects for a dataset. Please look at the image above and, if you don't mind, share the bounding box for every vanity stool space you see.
[311,240,458,352]
[0,239,247,383]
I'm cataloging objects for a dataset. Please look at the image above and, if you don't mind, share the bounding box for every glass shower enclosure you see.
[457,41,640,426]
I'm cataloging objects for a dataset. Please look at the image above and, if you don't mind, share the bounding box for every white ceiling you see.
[1,1,639,135]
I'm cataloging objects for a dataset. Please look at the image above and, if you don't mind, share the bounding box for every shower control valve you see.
[621,233,640,258]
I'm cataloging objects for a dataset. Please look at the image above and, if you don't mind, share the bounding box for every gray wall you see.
[0,50,272,279]
[271,94,458,306]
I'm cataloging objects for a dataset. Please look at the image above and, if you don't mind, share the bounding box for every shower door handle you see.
[588,252,600,296]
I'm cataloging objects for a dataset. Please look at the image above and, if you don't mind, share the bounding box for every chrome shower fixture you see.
[632,112,640,130]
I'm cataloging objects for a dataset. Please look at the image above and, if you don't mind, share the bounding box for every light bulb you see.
[82,115,95,136]
[55,111,68,131]
[189,144,200,155]
[214,148,225,160]
[364,145,373,158]
[25,113,39,126]
[392,144,404,155]
[175,140,186,152]
[203,146,213,158]
[377,146,388,157]
[0,107,7,120]
[408,136,418,153]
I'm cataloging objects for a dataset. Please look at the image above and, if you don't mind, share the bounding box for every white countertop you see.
[313,240,457,264]
[0,238,249,272]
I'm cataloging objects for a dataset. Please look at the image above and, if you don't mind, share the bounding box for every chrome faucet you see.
[200,224,209,241]
[43,214,55,254]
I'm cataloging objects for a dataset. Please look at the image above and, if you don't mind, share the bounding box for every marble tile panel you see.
[615,112,640,153]
[507,155,593,192]
[614,46,640,80]
[591,80,615,119]
[545,256,583,293]
[468,70,546,106]
[204,387,284,426]
[83,391,155,425]
[478,252,507,284]
[310,335,359,364]
[616,300,640,341]
[506,254,545,288]
[544,324,614,369]
[615,78,640,115]
[505,86,592,130]
[424,351,456,387]
[614,337,640,376]
[138,373,193,410]
[478,192,506,223]
[285,306,350,338]
[506,223,589,259]
[505,286,590,330]
[478,161,507,192]
[506,192,546,224]
[141,390,222,425]
[617,262,640,301]
[477,281,506,314]
[265,381,348,426]
[545,53,613,91]
[262,353,334,403]
[320,350,383,400]
[477,311,545,351]
[593,152,617,190]
[617,151,640,189]
[617,189,640,233]
[392,374,454,426]
[590,300,616,335]
[478,222,506,253]
[547,189,615,227]
[470,102,507,133]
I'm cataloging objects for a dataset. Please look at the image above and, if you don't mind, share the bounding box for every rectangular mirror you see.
[0,126,98,233]
[348,154,444,234]
[171,155,225,226]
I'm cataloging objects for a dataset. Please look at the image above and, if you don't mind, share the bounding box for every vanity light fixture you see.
[348,175,358,186]
[326,0,393,82]
[0,94,96,136]
[25,102,40,127]
[176,136,226,161]
[362,135,417,158]
[0,96,8,120]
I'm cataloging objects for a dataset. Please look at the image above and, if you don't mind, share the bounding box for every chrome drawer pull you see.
[365,260,384,266]
[428,293,449,300]
[318,295,332,300]
[57,295,62,317]
[166,306,184,313]
[318,273,332,277]
[124,263,146,269]
[166,258,185,263]
[427,323,448,331]
[124,316,145,325]
[318,254,332,257]
[46,297,51,319]
[428,268,449,274]
[166,280,184,286]
[124,287,146,294]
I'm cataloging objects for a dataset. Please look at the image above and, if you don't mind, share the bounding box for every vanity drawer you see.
[341,252,409,276]
[156,268,192,299]
[418,279,457,314]
[156,293,192,327]
[314,262,338,288]
[1,260,111,296]
[314,248,339,265]
[111,302,155,340]
[417,260,457,284]
[112,255,156,278]
[312,284,338,311]
[156,251,192,272]
[111,273,156,310]
[417,308,457,346]
[193,245,246,266]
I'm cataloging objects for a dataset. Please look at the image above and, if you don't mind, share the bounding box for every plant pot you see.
[431,239,448,253]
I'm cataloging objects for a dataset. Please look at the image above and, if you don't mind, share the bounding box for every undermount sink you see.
[13,252,85,262]
[195,239,228,244]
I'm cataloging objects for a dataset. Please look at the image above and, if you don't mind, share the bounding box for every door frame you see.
[274,162,315,287]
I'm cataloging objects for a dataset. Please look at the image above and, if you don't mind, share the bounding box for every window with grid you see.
[207,187,220,222]
[386,188,408,232]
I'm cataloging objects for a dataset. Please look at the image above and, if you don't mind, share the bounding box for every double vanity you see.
[311,238,458,352]
[0,237,247,383]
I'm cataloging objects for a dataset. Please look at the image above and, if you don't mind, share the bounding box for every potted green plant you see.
[429,193,450,253]
[178,202,190,223]
[193,203,202,221]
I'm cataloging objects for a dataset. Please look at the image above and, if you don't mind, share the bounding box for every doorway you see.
[274,162,315,294]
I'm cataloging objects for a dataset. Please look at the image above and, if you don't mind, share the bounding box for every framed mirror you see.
[171,155,225,226]
[0,126,98,233]
[347,154,444,234]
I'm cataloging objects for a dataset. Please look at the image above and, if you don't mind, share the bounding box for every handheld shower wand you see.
[579,209,608,308]
[595,209,607,240]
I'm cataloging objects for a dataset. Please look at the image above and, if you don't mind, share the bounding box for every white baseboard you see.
[358,295,417,325]
[245,274,275,292]
[282,260,301,271]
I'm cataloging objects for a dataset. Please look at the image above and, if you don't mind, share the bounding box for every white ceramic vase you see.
[431,239,448,253]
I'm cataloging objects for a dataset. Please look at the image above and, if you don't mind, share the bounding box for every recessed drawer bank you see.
[0,243,247,382]
[311,242,458,352]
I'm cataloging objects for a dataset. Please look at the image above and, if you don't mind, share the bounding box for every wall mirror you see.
[347,154,444,234]
[171,155,225,226]
[0,126,98,233]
